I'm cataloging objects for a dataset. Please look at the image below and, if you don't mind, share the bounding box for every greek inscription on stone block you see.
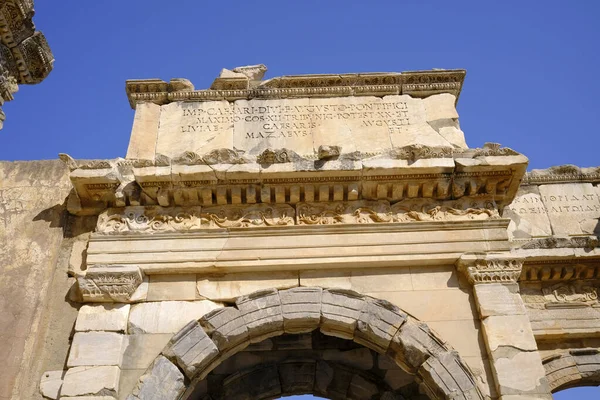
[538,183,600,235]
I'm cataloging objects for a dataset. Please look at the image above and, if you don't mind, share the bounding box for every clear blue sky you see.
[1,0,599,171]
[3,2,599,398]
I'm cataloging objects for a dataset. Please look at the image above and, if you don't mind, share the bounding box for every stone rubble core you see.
[0,0,54,129]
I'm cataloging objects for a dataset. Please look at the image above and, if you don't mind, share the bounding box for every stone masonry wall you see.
[0,161,75,400]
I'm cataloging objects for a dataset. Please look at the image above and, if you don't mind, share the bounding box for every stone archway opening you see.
[127,287,484,400]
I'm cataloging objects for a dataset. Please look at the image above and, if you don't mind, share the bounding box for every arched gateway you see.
[126,288,483,400]
[3,65,597,399]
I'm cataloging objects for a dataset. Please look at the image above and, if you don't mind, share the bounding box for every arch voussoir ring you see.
[127,287,485,400]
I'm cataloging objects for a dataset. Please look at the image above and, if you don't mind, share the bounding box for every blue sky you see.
[1,1,599,171]
[2,2,598,398]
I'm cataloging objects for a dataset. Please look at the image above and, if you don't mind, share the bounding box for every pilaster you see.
[457,253,552,400]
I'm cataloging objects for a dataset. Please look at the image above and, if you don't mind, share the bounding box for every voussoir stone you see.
[236,288,283,343]
[280,286,323,334]
[199,306,249,351]
[388,318,448,373]
[163,320,219,379]
[355,297,407,354]
[320,289,367,340]
[128,300,222,334]
[418,351,480,400]
[132,355,185,400]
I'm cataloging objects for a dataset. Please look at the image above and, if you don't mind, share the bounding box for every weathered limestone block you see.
[67,332,125,367]
[129,356,184,400]
[75,304,130,332]
[278,361,316,394]
[128,300,222,334]
[347,373,380,399]
[197,271,299,301]
[388,318,447,373]
[39,370,65,399]
[321,289,367,340]
[355,298,406,353]
[121,333,172,370]
[538,183,600,236]
[503,186,552,239]
[126,102,161,160]
[279,286,322,333]
[418,352,480,400]
[482,315,538,353]
[163,320,219,379]
[220,364,282,399]
[473,283,526,318]
[494,351,550,395]
[236,288,284,343]
[61,366,120,397]
[199,307,248,352]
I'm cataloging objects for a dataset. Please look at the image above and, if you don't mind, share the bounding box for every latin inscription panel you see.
[155,94,459,158]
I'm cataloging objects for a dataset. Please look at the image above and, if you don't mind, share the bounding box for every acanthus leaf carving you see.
[457,254,524,284]
[77,265,145,303]
[201,204,295,228]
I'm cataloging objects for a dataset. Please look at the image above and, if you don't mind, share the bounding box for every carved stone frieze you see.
[0,0,53,128]
[96,204,295,233]
[256,148,302,165]
[457,254,524,284]
[542,282,598,305]
[296,199,500,226]
[77,265,145,302]
[523,165,600,185]
[519,236,599,250]
[521,262,600,282]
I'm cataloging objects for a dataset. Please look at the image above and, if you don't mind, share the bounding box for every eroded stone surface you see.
[128,300,222,334]
[67,332,125,367]
[538,183,600,236]
[61,366,120,397]
[75,304,130,332]
[39,370,64,399]
[504,186,552,239]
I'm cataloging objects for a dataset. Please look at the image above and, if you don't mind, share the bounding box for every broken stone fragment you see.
[232,64,267,82]
[318,145,342,160]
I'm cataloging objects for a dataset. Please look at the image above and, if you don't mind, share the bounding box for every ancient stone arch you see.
[127,287,484,400]
[542,349,600,392]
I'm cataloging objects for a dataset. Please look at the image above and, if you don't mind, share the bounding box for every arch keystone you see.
[163,320,218,380]
[279,286,322,333]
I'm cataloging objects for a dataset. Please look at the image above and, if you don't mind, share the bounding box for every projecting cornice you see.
[522,165,600,185]
[60,143,527,216]
[0,0,54,128]
[125,69,466,109]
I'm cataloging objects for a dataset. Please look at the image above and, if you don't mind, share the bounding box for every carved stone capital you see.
[77,265,146,302]
[457,253,524,285]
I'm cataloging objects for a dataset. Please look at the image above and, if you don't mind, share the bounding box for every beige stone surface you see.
[482,315,538,353]
[147,274,197,301]
[62,397,116,400]
[151,93,465,159]
[427,320,485,357]
[157,100,233,158]
[0,161,72,400]
[493,351,548,394]
[409,265,460,290]
[68,239,88,277]
[126,102,160,160]
[474,283,526,318]
[299,267,412,292]
[67,332,125,367]
[128,300,222,334]
[365,288,476,322]
[503,186,552,239]
[39,370,64,399]
[538,183,600,235]
[117,369,144,400]
[75,305,130,333]
[197,271,299,301]
[61,366,120,397]
[121,334,172,370]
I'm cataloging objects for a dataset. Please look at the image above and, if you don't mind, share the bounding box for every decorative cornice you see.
[0,0,53,128]
[520,260,600,282]
[126,69,466,109]
[62,143,527,215]
[457,253,524,284]
[95,199,501,234]
[522,165,600,185]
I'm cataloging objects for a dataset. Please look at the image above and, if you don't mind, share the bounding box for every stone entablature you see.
[0,0,53,128]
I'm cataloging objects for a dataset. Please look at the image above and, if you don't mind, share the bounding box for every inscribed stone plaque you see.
[153,94,463,158]
[538,183,600,235]
[503,186,552,238]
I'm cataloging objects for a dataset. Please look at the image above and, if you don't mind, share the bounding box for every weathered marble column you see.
[458,253,552,400]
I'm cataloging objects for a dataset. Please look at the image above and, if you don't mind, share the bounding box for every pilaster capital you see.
[457,253,524,285]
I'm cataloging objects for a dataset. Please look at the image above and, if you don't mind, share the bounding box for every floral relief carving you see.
[77,265,145,302]
[201,204,294,228]
[542,283,598,305]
